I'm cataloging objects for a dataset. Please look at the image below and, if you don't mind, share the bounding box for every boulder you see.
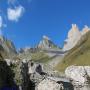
[65,66,90,85]
[37,78,64,90]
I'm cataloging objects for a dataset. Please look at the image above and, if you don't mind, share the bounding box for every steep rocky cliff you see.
[0,36,17,59]
[63,24,90,51]
[56,30,90,72]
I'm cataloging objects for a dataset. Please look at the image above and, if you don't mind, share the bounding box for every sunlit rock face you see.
[4,59,15,66]
[37,35,58,49]
[63,24,82,51]
[84,66,90,77]
[37,78,64,90]
[65,66,90,85]
[28,61,43,75]
[63,24,90,51]
[81,25,90,35]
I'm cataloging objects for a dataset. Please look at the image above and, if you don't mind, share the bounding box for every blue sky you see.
[0,0,90,49]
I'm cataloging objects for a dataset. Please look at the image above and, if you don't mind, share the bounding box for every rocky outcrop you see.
[63,24,90,51]
[81,25,90,35]
[0,57,68,90]
[0,58,74,90]
[0,55,17,89]
[28,61,47,86]
[7,59,35,90]
[18,47,31,54]
[0,36,17,58]
[65,66,90,90]
[10,59,46,90]
[63,24,82,51]
[37,35,59,50]
[37,78,64,90]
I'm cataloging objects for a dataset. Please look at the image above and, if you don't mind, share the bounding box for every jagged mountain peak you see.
[43,35,50,40]
[71,24,79,30]
[81,25,90,35]
[68,24,81,38]
[63,24,90,51]
[63,24,81,51]
[37,35,59,49]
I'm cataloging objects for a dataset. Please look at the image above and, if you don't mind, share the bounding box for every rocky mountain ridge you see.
[0,35,17,59]
[55,29,90,72]
[18,24,90,54]
[37,35,60,50]
[63,24,90,51]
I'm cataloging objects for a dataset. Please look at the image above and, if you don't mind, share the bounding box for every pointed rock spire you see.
[37,35,59,49]
[63,24,82,51]
[81,25,90,35]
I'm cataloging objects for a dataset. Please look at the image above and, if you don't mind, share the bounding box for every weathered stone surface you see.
[37,35,59,49]
[63,24,90,51]
[37,78,64,90]
[11,59,35,90]
[63,24,82,51]
[65,66,90,85]
[85,66,90,77]
[81,25,90,35]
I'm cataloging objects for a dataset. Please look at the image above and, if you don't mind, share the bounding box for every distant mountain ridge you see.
[0,24,90,70]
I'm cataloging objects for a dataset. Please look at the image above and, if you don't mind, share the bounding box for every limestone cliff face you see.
[37,35,59,50]
[63,24,90,51]
[81,25,90,35]
[63,24,81,51]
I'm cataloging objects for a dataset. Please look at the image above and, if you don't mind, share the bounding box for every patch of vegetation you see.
[19,50,52,63]
[31,51,51,63]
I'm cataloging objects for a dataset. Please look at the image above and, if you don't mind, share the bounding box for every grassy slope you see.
[55,31,90,72]
[19,50,52,63]
[31,51,51,63]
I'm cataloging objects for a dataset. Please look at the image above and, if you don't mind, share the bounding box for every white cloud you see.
[7,5,25,22]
